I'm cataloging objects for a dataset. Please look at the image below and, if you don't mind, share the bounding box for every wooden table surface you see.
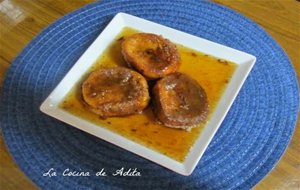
[0,0,299,189]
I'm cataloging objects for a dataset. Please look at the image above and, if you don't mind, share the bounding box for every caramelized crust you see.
[152,73,208,130]
[121,33,180,79]
[82,67,150,118]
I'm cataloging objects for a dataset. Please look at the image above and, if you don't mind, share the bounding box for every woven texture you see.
[1,0,299,189]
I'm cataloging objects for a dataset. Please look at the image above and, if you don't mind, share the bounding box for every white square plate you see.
[40,12,256,176]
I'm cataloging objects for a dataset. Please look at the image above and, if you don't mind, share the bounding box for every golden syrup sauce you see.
[60,27,237,162]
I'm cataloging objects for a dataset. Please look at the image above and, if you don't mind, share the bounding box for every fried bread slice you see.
[122,33,180,79]
[82,67,150,118]
[152,73,208,130]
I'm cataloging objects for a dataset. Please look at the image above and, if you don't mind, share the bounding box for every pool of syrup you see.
[60,27,237,162]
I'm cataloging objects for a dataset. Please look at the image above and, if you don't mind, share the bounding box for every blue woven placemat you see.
[1,0,299,189]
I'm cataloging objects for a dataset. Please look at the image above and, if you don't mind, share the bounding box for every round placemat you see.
[1,0,299,189]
